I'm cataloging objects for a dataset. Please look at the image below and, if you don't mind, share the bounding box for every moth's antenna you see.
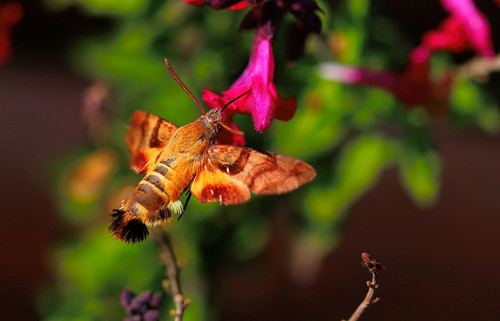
[164,58,205,114]
[220,90,250,113]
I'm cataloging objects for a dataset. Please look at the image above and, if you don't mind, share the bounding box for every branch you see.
[152,228,191,321]
[343,253,385,321]
[459,54,500,82]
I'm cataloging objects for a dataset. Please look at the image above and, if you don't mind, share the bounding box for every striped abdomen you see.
[109,155,197,243]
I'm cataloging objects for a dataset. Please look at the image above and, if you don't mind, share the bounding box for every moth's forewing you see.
[125,110,179,173]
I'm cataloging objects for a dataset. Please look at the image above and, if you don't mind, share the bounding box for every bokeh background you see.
[1,0,500,320]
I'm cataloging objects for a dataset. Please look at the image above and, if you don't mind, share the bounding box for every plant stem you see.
[152,228,189,321]
[343,253,384,321]
[345,273,380,321]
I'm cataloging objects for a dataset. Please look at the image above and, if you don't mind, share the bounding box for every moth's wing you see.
[190,145,316,204]
[209,145,316,194]
[191,159,251,205]
[125,110,179,174]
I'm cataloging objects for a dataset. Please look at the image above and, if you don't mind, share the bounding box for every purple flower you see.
[120,289,162,321]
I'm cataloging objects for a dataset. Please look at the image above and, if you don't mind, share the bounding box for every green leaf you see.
[45,0,147,15]
[83,0,147,15]
[230,215,271,261]
[273,79,348,157]
[397,146,441,207]
[349,87,395,128]
[348,0,369,19]
[450,76,500,133]
[62,229,159,293]
[337,135,393,191]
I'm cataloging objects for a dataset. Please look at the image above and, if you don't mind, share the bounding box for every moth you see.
[109,59,316,243]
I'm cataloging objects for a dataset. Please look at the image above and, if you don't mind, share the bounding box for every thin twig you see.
[152,228,190,321]
[459,54,500,82]
[345,273,380,321]
[343,253,385,321]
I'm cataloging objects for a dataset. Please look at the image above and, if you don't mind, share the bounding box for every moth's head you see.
[203,108,224,124]
[109,209,149,243]
[200,90,251,138]
[201,108,246,141]
[199,108,223,141]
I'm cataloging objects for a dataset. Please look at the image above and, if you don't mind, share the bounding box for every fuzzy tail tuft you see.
[109,209,149,243]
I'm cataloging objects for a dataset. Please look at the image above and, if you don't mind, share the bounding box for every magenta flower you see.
[417,0,494,58]
[202,29,297,145]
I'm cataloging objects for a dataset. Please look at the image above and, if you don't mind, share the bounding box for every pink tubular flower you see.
[417,0,494,58]
[202,30,297,145]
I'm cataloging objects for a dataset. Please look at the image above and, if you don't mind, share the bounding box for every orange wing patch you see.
[125,110,179,174]
[207,145,316,195]
[191,161,251,205]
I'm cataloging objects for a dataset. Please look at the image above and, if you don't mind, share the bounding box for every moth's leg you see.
[177,190,192,221]
[167,200,183,216]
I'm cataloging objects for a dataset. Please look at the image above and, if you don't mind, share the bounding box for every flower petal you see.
[229,1,251,10]
[440,0,494,57]
[274,96,297,121]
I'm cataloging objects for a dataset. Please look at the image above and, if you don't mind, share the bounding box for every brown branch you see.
[343,253,385,321]
[152,228,190,321]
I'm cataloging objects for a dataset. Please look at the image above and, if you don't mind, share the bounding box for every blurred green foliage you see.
[40,0,500,320]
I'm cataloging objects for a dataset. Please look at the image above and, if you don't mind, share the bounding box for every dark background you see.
[1,0,500,320]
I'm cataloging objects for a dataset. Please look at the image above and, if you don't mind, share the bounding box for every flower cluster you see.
[321,0,495,114]
[185,0,322,145]
[120,289,162,321]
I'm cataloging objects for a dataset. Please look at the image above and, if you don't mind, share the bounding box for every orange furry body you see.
[123,122,208,223]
